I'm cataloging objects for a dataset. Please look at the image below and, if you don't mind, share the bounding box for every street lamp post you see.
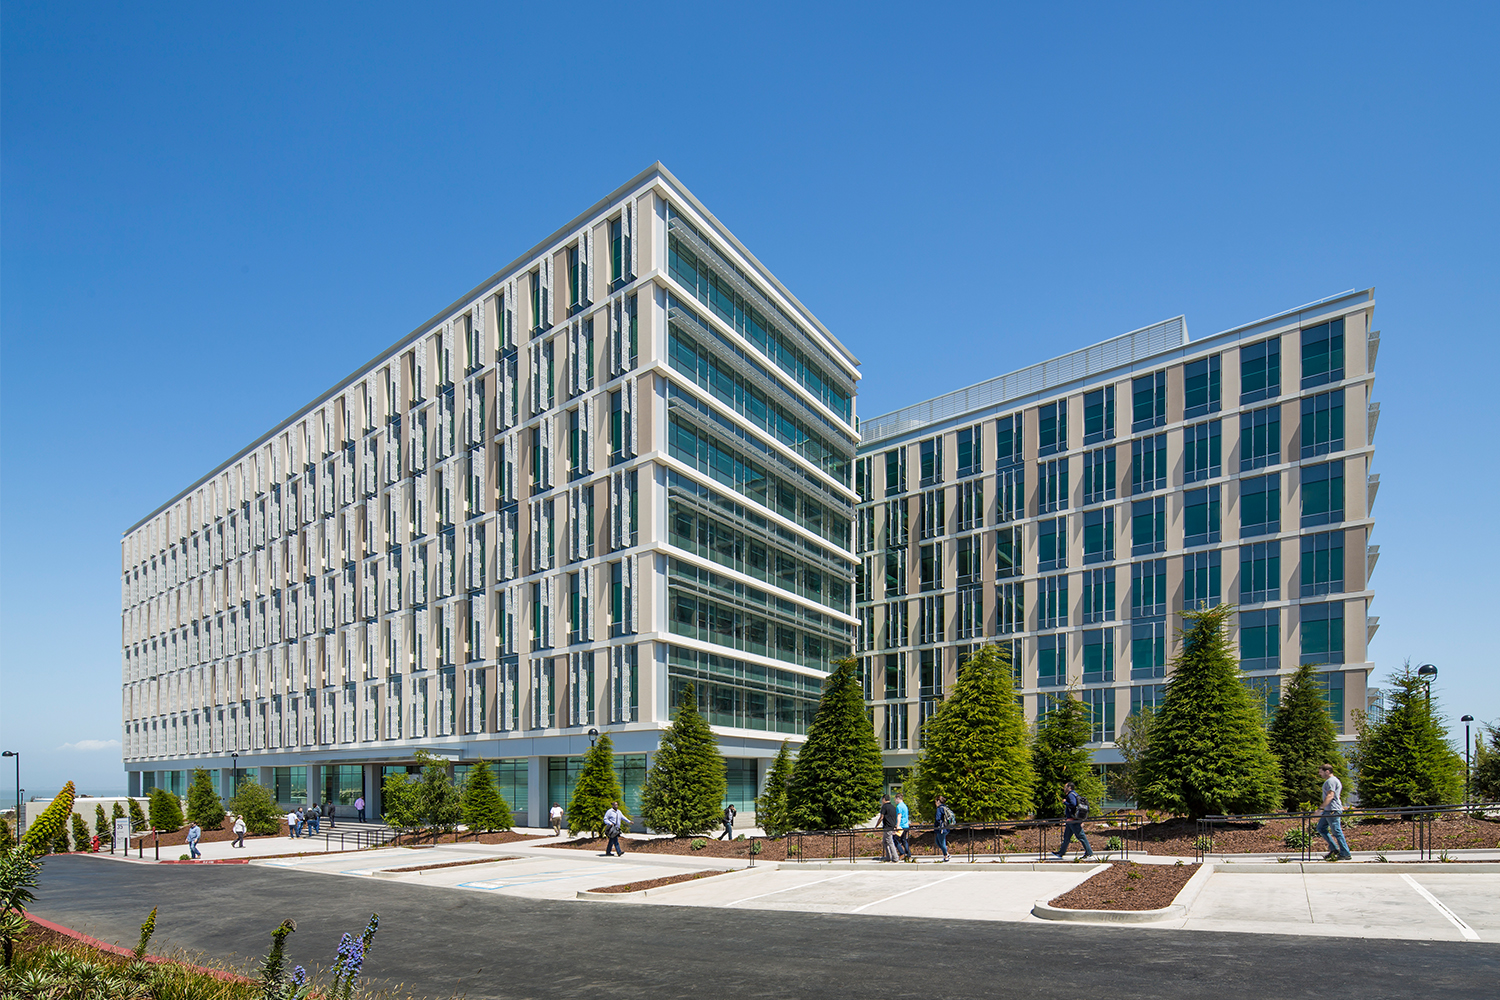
[231,752,239,801]
[1461,715,1475,804]
[587,728,599,748]
[2,751,18,841]
[1417,663,1438,709]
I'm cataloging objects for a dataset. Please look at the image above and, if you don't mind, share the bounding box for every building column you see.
[528,756,546,831]
[306,765,321,808]
[257,766,274,797]
[363,763,382,822]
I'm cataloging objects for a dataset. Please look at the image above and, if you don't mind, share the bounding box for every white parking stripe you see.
[849,872,967,913]
[723,872,858,907]
[1401,875,1480,941]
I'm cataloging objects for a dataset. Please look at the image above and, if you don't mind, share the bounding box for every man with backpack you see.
[602,801,630,857]
[875,794,900,862]
[934,795,955,862]
[1051,781,1096,860]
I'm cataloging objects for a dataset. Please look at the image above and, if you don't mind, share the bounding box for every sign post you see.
[113,817,132,855]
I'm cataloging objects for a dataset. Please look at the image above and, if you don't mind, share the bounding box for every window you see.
[1301,530,1345,597]
[1301,390,1345,458]
[1130,621,1166,680]
[1241,338,1281,404]
[956,425,981,477]
[1239,609,1279,672]
[886,601,908,646]
[956,535,980,584]
[1132,371,1167,431]
[1300,461,1345,527]
[1083,507,1114,564]
[1183,550,1221,610]
[1239,541,1281,604]
[1084,387,1115,444]
[919,489,946,539]
[997,582,1024,634]
[568,408,582,479]
[1040,458,1069,513]
[1131,497,1166,555]
[1132,435,1167,494]
[1038,401,1067,456]
[1183,421,1221,483]
[886,499,909,548]
[918,595,944,644]
[1082,568,1115,623]
[610,218,626,285]
[1183,485,1221,546]
[1240,405,1281,471]
[1037,633,1066,687]
[1038,517,1066,571]
[885,447,906,496]
[884,653,907,699]
[1244,675,1281,719]
[1083,628,1115,684]
[855,456,873,503]
[1039,575,1068,629]
[996,526,1020,578]
[1082,447,1116,504]
[996,413,1024,468]
[1183,356,1221,418]
[567,245,583,311]
[956,584,983,639]
[919,543,941,592]
[1131,560,1167,619]
[884,549,906,598]
[1131,684,1165,716]
[1083,687,1116,742]
[956,480,983,531]
[530,269,548,334]
[1301,318,1345,388]
[1300,602,1345,664]
[919,649,943,697]
[1315,670,1346,733]
[609,390,625,462]
[883,702,909,750]
[996,466,1025,522]
[919,437,943,487]
[1240,473,1280,537]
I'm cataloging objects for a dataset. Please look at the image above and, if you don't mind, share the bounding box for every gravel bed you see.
[1048,862,1200,911]
[589,869,731,894]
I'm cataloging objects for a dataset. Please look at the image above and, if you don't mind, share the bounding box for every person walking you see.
[295,806,307,838]
[549,802,564,837]
[354,797,365,823]
[286,809,299,839]
[876,794,900,862]
[308,803,321,835]
[1316,763,1352,861]
[895,793,913,861]
[186,822,202,859]
[232,814,246,849]
[1051,781,1095,860]
[603,801,630,857]
[324,800,336,830]
[718,803,737,840]
[934,795,955,862]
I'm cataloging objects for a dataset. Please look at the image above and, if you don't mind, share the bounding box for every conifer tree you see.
[460,761,513,833]
[95,804,111,847]
[127,797,148,831]
[756,740,795,837]
[640,684,727,836]
[788,657,884,830]
[1031,693,1105,818]
[51,824,70,856]
[21,781,75,855]
[1473,723,1500,803]
[69,813,91,852]
[569,733,624,837]
[1267,663,1349,811]
[0,815,14,849]
[910,644,1034,822]
[1136,605,1283,817]
[186,768,226,830]
[1354,663,1463,806]
[148,787,184,833]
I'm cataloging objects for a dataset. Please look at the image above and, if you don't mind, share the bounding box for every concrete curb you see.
[1211,861,1500,874]
[576,865,763,900]
[787,860,1090,871]
[1032,862,1212,924]
[369,856,530,878]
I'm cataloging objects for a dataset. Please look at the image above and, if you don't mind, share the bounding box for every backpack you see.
[1073,796,1090,820]
[939,805,956,828]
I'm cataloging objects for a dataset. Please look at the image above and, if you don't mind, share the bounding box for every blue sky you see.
[3,3,1497,799]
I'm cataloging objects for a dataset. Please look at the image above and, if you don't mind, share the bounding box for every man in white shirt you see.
[1317,764,1352,861]
[602,801,629,857]
[549,803,564,837]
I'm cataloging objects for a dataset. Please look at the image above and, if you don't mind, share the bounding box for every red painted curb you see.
[22,913,254,983]
[159,858,250,864]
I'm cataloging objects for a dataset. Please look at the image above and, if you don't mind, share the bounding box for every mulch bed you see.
[384,856,520,872]
[1127,812,1500,856]
[1048,862,1200,911]
[387,829,541,847]
[590,869,730,894]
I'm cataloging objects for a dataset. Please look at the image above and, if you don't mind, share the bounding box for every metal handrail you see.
[1194,801,1491,863]
[782,810,1143,862]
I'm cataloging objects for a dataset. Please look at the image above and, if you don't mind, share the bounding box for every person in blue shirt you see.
[895,793,913,861]
[1051,782,1095,860]
[186,822,202,859]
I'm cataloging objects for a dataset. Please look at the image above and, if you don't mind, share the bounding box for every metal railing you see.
[784,811,1143,863]
[1193,802,1492,863]
[317,824,400,852]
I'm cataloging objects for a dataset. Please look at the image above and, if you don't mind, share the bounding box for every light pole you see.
[1461,715,1475,803]
[2,751,18,840]
[231,752,239,800]
[587,728,599,748]
[1417,663,1438,709]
